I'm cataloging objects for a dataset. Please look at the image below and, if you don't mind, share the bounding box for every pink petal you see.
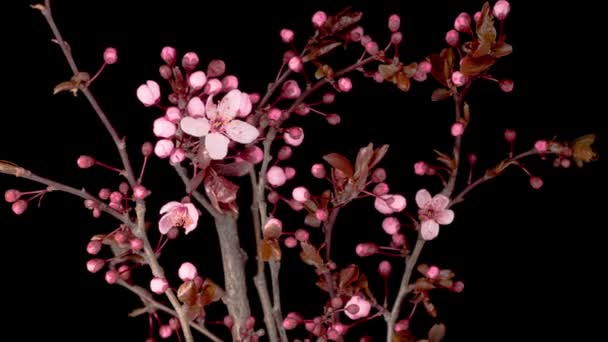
[147,80,161,99]
[421,220,439,240]
[238,92,252,117]
[187,97,205,117]
[218,89,241,120]
[205,96,218,120]
[374,195,394,215]
[435,209,455,225]
[137,81,161,106]
[160,201,182,214]
[180,117,210,137]
[431,194,450,211]
[153,117,176,138]
[415,189,432,209]
[205,132,230,160]
[225,120,259,144]
[158,213,174,234]
[183,203,199,234]
[388,194,407,212]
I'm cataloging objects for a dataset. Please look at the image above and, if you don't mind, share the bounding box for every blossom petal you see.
[187,97,205,117]
[180,117,210,137]
[205,96,218,120]
[183,203,199,234]
[374,195,394,215]
[435,209,454,225]
[218,89,241,120]
[147,80,161,99]
[237,92,252,117]
[415,189,432,208]
[388,194,407,212]
[158,213,174,234]
[431,194,450,211]
[421,220,439,240]
[225,120,259,144]
[160,201,181,214]
[205,132,230,160]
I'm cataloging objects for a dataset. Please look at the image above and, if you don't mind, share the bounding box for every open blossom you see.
[180,89,259,160]
[415,189,455,240]
[136,80,161,106]
[158,201,199,235]
[344,295,372,320]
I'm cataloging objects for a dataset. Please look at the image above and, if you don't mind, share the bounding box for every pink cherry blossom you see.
[153,117,176,138]
[344,295,372,320]
[158,201,199,235]
[179,89,259,160]
[154,139,174,158]
[178,262,198,281]
[169,148,185,164]
[415,189,455,240]
[136,80,161,106]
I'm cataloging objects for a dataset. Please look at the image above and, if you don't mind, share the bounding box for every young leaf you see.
[460,55,496,77]
[214,161,253,177]
[572,134,598,167]
[323,153,354,177]
[300,242,324,269]
[428,323,446,342]
[177,280,198,305]
[200,279,224,306]
[338,264,360,289]
[431,88,452,101]
[369,144,389,169]
[473,2,497,58]
[304,212,322,228]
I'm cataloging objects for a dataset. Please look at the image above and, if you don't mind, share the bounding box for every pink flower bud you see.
[282,80,301,99]
[322,92,335,104]
[395,320,409,332]
[292,186,310,202]
[264,218,283,237]
[337,77,352,92]
[282,317,299,330]
[350,26,364,42]
[426,265,440,279]
[295,229,309,242]
[382,217,401,235]
[284,236,298,248]
[288,56,303,72]
[181,52,199,71]
[136,80,161,107]
[240,146,264,164]
[280,28,295,43]
[414,161,428,176]
[161,46,177,65]
[169,318,180,330]
[267,166,287,187]
[153,117,177,138]
[283,50,296,64]
[474,11,482,24]
[499,79,514,93]
[267,191,280,204]
[114,231,127,244]
[133,185,149,200]
[468,154,477,164]
[188,71,207,90]
[4,189,21,203]
[328,328,341,340]
[206,59,226,78]
[267,108,282,121]
[84,199,96,209]
[312,11,327,27]
[105,270,119,284]
[392,233,405,246]
[249,93,260,104]
[391,32,403,45]
[284,127,304,146]
[96,188,109,200]
[159,325,172,339]
[493,0,511,21]
[454,12,471,32]
[154,139,175,159]
[561,159,571,168]
[223,316,234,328]
[361,35,372,46]
[150,277,169,294]
[373,72,384,83]
[530,176,543,190]
[371,168,387,183]
[452,281,465,293]
[141,142,154,157]
[535,140,548,153]
[159,65,172,79]
[451,71,466,86]
[178,262,198,281]
[504,129,516,142]
[110,191,122,203]
[451,122,465,136]
[87,240,102,255]
[77,155,96,169]
[222,75,239,91]
[373,182,389,196]
[445,29,459,47]
[315,208,328,221]
[388,14,401,32]
[119,182,129,194]
[278,146,293,160]
[418,61,432,74]
[128,238,143,251]
[365,41,379,55]
[86,258,105,273]
[246,316,256,330]
[326,113,341,125]
[284,166,296,180]
[378,260,392,277]
[356,243,378,257]
[311,163,326,178]
[118,265,131,280]
[103,47,118,64]
[169,148,186,164]
[204,78,222,95]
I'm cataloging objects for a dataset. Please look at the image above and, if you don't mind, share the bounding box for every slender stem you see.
[269,260,289,342]
[249,171,281,342]
[258,69,293,108]
[39,1,137,188]
[117,280,223,342]
[386,237,425,342]
[444,93,464,197]
[0,162,132,227]
[323,207,341,262]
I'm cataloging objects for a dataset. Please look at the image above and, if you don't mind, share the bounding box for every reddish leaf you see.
[428,323,446,342]
[214,161,253,177]
[369,144,389,169]
[393,330,416,342]
[261,240,273,262]
[303,199,319,213]
[270,240,282,261]
[438,279,454,288]
[319,190,332,209]
[316,277,331,293]
[414,278,435,291]
[395,72,411,92]
[460,55,496,77]
[261,240,281,261]
[423,297,437,317]
[354,144,374,180]
[417,264,430,275]
[473,2,497,58]
[431,88,452,102]
[402,62,418,78]
[300,242,324,269]
[182,302,204,322]
[378,63,401,81]
[330,8,363,33]
[323,153,354,178]
[200,279,224,306]
[304,212,322,228]
[177,280,198,305]
[463,102,471,123]
[433,149,456,170]
[204,171,239,213]
[190,171,205,192]
[315,64,334,80]
[492,41,513,58]
[338,264,360,289]
[194,144,212,170]
[429,48,454,87]
[302,42,342,62]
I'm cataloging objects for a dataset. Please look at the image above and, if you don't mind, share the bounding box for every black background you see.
[1,0,606,341]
